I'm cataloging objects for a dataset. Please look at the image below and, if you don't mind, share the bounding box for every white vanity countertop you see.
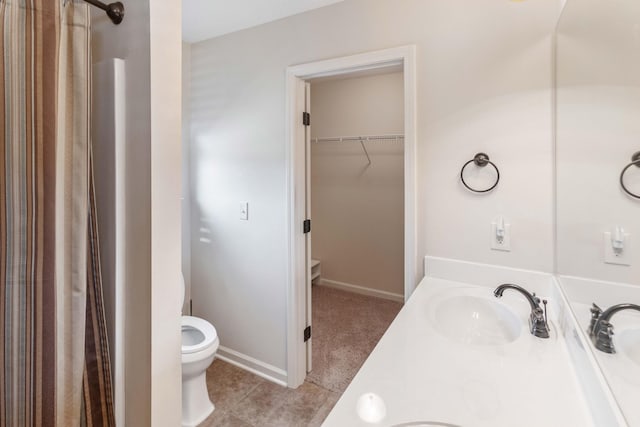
[323,276,595,427]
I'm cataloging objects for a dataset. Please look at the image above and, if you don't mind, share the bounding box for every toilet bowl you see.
[181,275,219,427]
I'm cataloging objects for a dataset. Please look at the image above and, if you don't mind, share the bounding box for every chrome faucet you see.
[493,283,550,339]
[588,303,640,354]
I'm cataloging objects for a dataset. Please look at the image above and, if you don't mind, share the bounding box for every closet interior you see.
[304,69,406,392]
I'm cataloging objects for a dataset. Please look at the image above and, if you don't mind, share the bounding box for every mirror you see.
[556,0,640,425]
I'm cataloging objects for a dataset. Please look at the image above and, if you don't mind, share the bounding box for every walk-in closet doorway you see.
[304,68,406,392]
[285,46,418,389]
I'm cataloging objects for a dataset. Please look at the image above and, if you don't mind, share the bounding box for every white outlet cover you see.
[604,231,631,266]
[491,222,511,252]
[240,202,249,220]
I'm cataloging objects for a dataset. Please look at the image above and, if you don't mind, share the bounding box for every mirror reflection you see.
[556,0,640,425]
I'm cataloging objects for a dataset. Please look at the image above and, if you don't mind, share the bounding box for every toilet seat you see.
[182,316,218,355]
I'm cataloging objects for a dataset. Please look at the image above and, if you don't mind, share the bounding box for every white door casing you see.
[304,82,313,373]
[285,45,418,388]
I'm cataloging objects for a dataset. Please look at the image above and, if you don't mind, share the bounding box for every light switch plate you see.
[604,231,631,265]
[240,202,249,220]
[491,222,511,252]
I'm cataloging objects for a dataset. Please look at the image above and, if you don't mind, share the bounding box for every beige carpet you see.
[306,285,403,393]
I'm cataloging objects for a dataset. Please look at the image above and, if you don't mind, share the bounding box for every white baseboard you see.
[317,278,404,303]
[216,346,288,387]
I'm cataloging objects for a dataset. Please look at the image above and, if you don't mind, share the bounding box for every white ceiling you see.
[182,0,345,43]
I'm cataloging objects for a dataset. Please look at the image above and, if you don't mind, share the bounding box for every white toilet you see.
[181,275,219,427]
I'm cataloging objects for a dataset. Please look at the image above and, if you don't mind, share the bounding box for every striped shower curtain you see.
[1,1,114,426]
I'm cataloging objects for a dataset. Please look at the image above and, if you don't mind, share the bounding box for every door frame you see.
[285,45,418,388]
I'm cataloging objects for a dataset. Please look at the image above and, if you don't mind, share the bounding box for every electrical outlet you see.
[491,222,511,251]
[240,202,249,220]
[604,231,631,266]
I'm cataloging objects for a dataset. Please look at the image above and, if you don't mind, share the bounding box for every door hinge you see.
[302,112,310,126]
[303,219,311,234]
[304,326,311,342]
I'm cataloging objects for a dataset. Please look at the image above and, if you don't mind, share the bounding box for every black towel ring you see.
[460,153,500,193]
[620,151,640,199]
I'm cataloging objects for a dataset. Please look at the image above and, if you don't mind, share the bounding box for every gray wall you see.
[92,0,182,424]
[187,0,562,377]
[92,4,152,424]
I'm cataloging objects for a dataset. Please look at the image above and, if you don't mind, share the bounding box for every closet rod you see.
[312,134,404,166]
[83,0,125,25]
[312,134,404,143]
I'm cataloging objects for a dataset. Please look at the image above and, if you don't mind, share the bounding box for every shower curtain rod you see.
[83,0,125,25]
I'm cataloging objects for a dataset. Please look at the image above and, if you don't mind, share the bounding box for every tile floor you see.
[199,361,339,427]
[199,286,403,427]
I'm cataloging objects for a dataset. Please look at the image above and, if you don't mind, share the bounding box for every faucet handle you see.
[588,303,603,336]
[542,299,550,331]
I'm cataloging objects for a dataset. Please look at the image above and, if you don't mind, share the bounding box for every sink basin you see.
[430,295,521,346]
[618,329,640,367]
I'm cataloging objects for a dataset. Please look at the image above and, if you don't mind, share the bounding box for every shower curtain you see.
[0,1,114,426]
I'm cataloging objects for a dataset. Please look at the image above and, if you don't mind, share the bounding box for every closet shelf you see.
[311,259,321,283]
